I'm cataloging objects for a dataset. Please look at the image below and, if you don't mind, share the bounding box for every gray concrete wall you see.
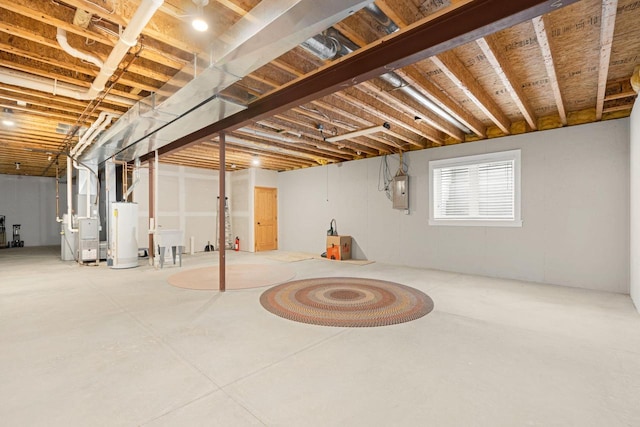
[278,119,630,293]
[0,175,63,247]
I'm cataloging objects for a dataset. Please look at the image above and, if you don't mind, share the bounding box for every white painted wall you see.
[230,169,251,251]
[229,167,278,252]
[279,119,630,293]
[134,164,228,253]
[630,98,640,309]
[0,175,65,246]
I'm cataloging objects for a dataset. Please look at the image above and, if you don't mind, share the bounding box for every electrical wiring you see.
[378,152,409,201]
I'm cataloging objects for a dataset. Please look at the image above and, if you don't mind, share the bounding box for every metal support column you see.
[148,154,155,261]
[219,132,226,291]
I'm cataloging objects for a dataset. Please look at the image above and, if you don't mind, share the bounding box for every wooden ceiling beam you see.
[0,44,160,92]
[309,100,398,151]
[314,96,418,149]
[0,59,142,104]
[222,133,345,164]
[214,0,248,17]
[338,88,435,147]
[595,0,619,120]
[476,35,537,130]
[146,0,579,161]
[0,84,126,113]
[272,113,361,159]
[374,0,410,27]
[0,19,174,85]
[237,124,367,158]
[0,101,81,123]
[59,0,202,56]
[288,107,392,154]
[431,50,511,134]
[394,66,486,138]
[360,80,464,141]
[170,144,312,169]
[603,104,634,113]
[0,93,101,119]
[208,137,324,166]
[532,16,567,126]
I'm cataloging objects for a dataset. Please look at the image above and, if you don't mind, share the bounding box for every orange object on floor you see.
[327,244,341,260]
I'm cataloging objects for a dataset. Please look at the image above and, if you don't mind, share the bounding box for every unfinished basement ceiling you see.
[0,0,638,176]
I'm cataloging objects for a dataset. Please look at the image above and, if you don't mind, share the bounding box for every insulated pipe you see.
[56,28,104,69]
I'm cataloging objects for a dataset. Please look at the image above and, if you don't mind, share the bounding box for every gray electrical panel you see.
[77,218,99,264]
[392,175,409,210]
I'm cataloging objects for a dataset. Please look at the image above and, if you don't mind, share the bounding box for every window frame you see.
[428,149,522,227]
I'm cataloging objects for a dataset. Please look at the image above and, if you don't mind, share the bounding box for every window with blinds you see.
[429,150,522,227]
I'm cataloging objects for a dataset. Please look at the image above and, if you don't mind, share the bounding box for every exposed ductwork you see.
[56,28,104,69]
[300,6,472,134]
[379,72,471,133]
[81,0,372,164]
[301,35,341,61]
[364,3,399,34]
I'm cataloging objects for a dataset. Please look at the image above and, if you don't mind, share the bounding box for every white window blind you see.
[429,150,521,227]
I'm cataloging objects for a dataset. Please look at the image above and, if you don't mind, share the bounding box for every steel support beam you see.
[142,0,577,162]
[218,132,226,292]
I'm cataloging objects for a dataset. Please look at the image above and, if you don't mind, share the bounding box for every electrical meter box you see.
[392,175,409,210]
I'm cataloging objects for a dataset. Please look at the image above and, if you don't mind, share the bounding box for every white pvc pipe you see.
[0,67,134,106]
[66,156,78,232]
[72,112,116,157]
[87,0,164,99]
[56,28,104,69]
[1,0,163,103]
[123,158,141,200]
[73,160,92,219]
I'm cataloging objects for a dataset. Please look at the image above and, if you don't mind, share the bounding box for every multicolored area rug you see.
[260,277,434,327]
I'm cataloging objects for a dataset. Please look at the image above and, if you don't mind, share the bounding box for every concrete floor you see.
[1,246,639,426]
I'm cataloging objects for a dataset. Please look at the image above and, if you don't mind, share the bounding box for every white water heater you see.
[110,202,139,269]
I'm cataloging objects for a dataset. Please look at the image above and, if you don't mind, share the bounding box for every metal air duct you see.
[81,0,372,164]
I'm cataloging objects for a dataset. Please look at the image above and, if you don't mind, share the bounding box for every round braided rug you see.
[260,277,434,327]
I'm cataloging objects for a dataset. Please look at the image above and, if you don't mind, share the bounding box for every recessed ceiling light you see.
[2,119,15,127]
[191,1,209,32]
[192,16,208,31]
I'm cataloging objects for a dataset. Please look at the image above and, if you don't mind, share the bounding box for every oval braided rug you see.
[260,277,434,327]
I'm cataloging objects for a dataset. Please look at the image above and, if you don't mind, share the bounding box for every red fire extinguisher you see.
[234,236,240,251]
